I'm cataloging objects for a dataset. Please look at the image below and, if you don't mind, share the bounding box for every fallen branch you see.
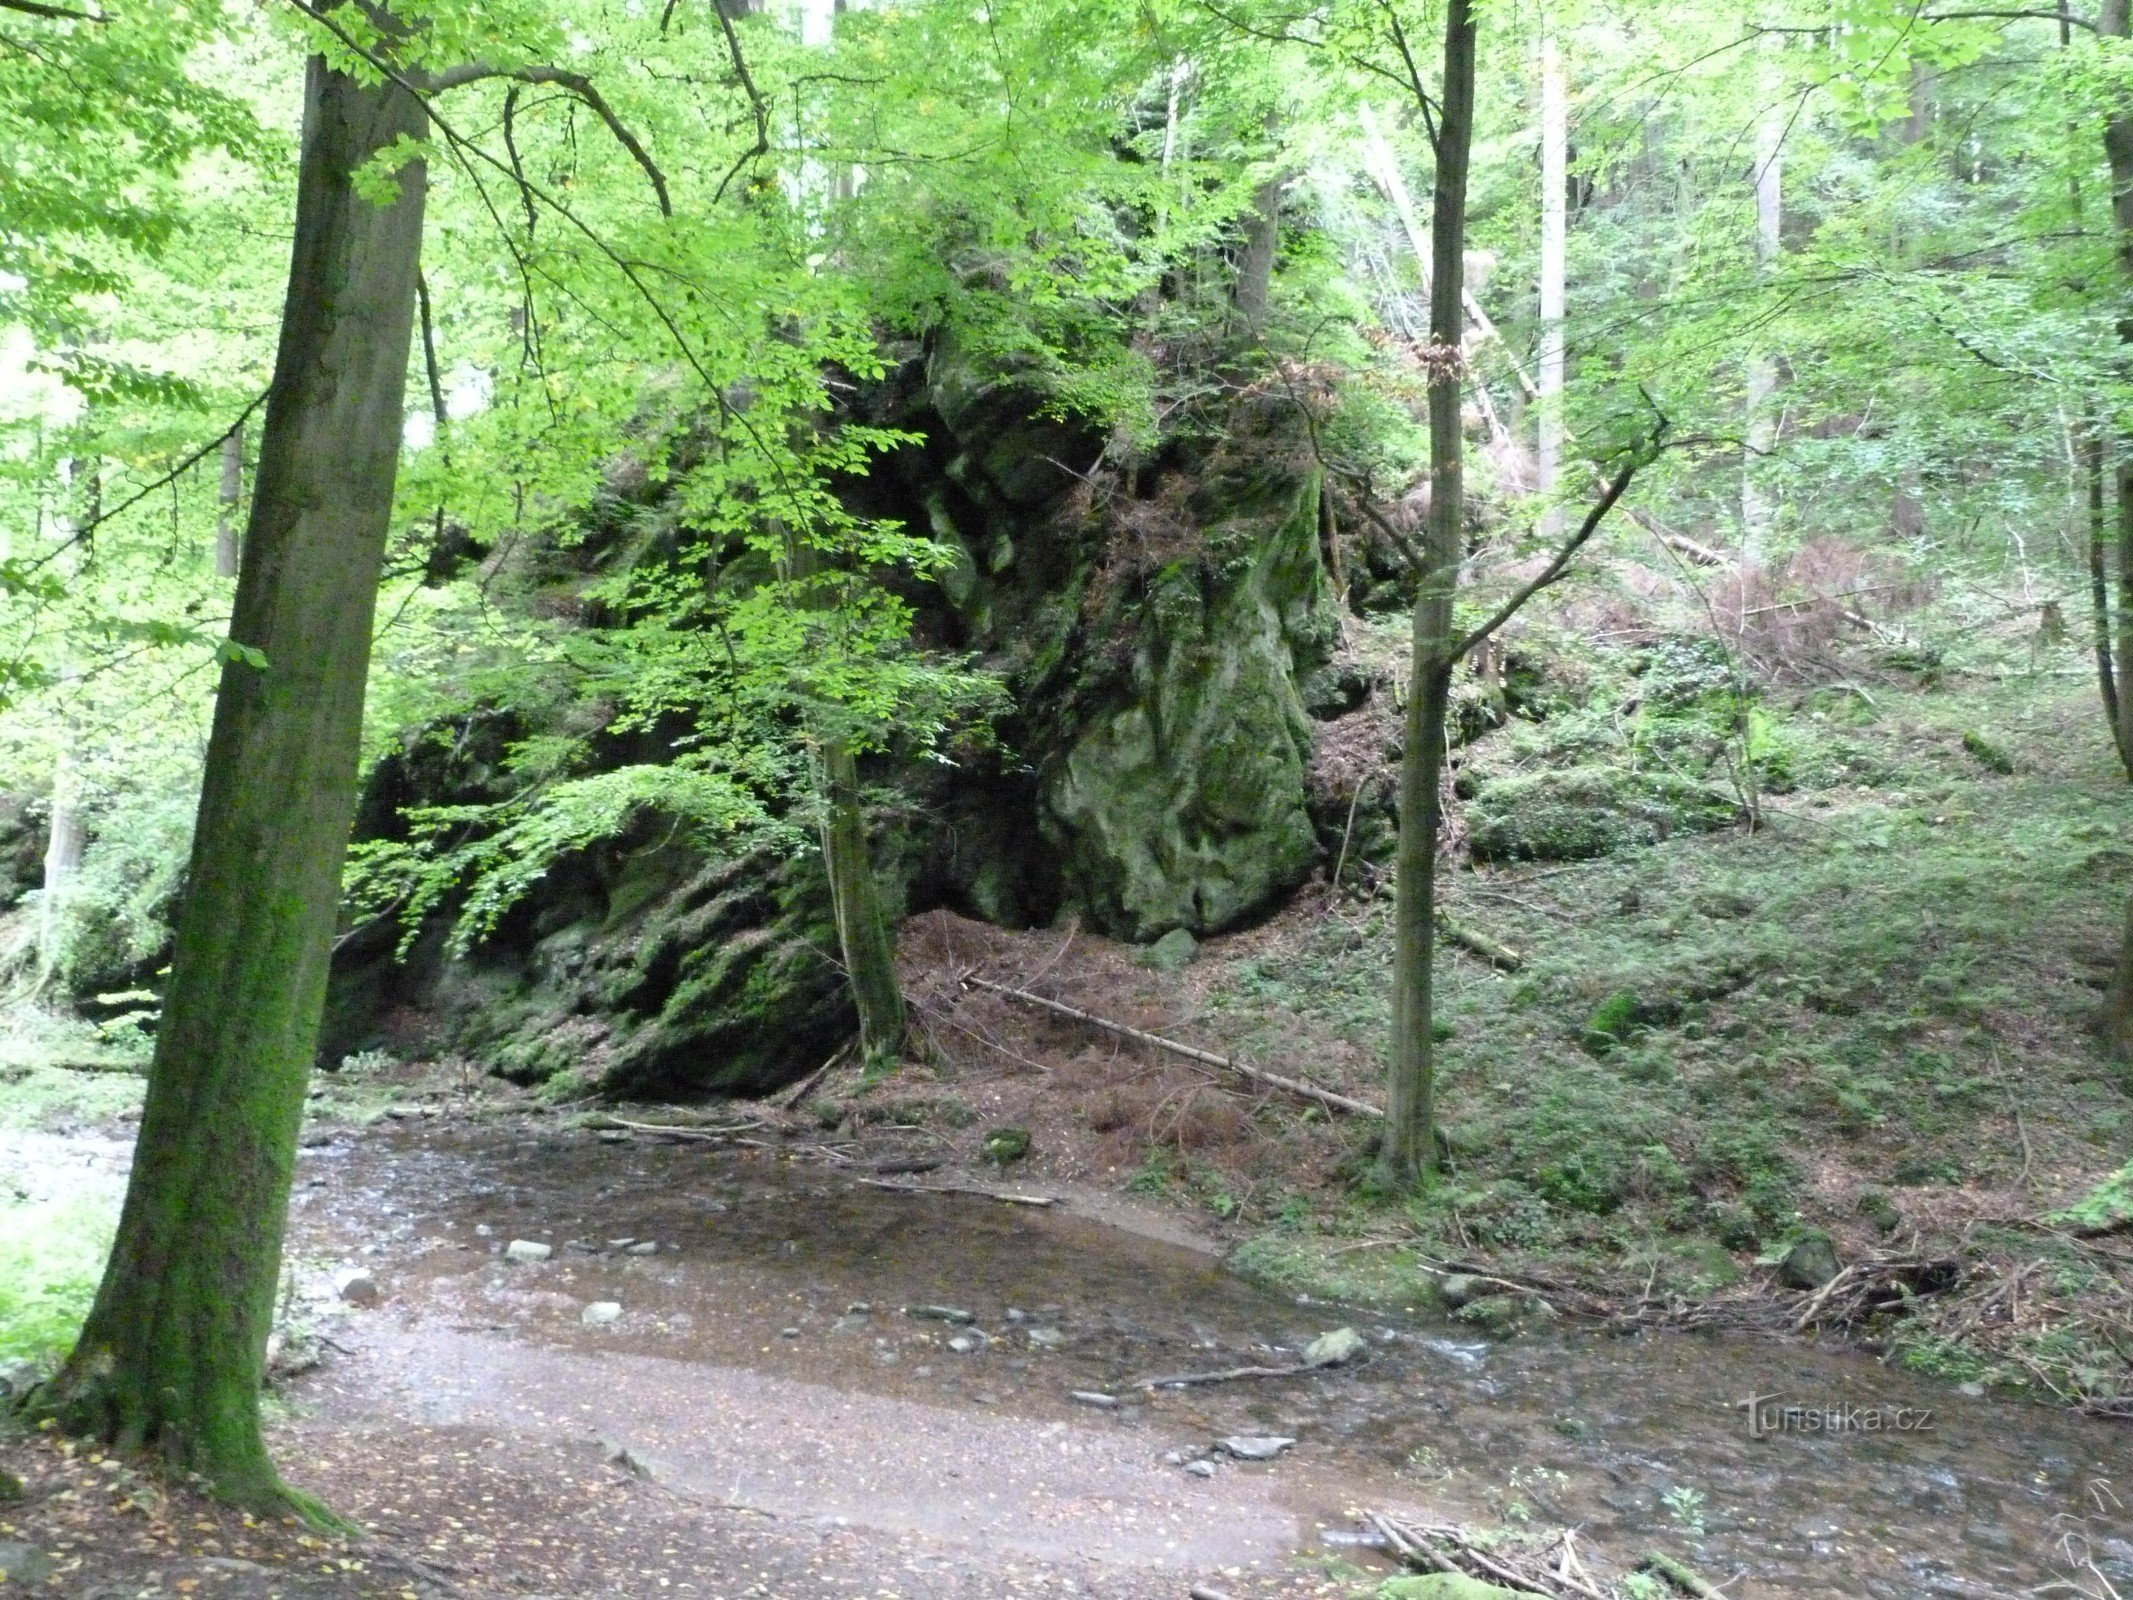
[1369,1511,1610,1599]
[856,1176,1057,1207]
[1135,1361,1312,1389]
[963,976,1383,1119]
[778,1036,855,1110]
[591,1115,763,1142]
[1628,508,1726,567]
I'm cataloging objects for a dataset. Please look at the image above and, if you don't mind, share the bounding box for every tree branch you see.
[1447,433,1660,662]
[0,0,100,19]
[428,63,672,216]
[1923,7,2095,23]
[415,272,448,432]
[710,3,772,201]
[26,392,269,577]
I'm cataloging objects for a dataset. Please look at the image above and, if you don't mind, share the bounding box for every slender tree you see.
[33,37,429,1514]
[1537,31,1567,539]
[1383,0,1476,1189]
[1741,95,1784,562]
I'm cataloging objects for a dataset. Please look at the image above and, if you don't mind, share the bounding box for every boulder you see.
[1303,1327,1368,1368]
[1465,765,1737,863]
[1041,458,1331,940]
[1142,927,1198,971]
[1777,1229,1841,1290]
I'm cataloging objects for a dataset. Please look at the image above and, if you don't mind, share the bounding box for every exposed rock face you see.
[1040,461,1327,940]
[329,342,1339,1097]
[903,338,1336,942]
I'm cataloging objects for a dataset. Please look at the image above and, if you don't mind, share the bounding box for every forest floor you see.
[866,666,2133,1416]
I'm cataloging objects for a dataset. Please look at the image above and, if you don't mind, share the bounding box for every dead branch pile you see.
[1365,1511,1728,1598]
[1790,1255,1961,1332]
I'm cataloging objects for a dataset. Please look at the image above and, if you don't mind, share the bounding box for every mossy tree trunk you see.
[785,528,906,1065]
[1384,0,1475,1189]
[37,47,427,1513]
[819,737,906,1063]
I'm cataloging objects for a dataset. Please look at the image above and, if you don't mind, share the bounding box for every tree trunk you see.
[214,423,243,579]
[1741,103,1782,563]
[819,737,905,1062]
[39,47,427,1515]
[1385,0,1475,1190]
[1537,32,1567,538]
[2083,418,2128,772]
[1234,173,1284,329]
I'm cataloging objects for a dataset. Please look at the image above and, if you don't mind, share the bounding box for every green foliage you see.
[2045,1160,2133,1235]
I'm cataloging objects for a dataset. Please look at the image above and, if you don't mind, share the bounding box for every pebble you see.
[582,1302,623,1326]
[1184,1459,1218,1478]
[781,1327,801,1339]
[846,1302,873,1315]
[334,1267,381,1306]
[947,1333,982,1354]
[1217,1435,1296,1461]
[1070,1390,1121,1408]
[626,1241,660,1256]
[504,1239,553,1264]
[1026,1327,1067,1349]
[608,1237,637,1249]
[473,1223,493,1237]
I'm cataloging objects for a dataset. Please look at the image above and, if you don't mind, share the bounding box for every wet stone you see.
[504,1239,553,1264]
[1217,1435,1296,1461]
[1304,1326,1367,1367]
[907,1304,977,1325]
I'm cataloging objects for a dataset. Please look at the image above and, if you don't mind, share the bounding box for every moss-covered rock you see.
[1041,463,1330,939]
[1465,764,1738,863]
[334,831,858,1100]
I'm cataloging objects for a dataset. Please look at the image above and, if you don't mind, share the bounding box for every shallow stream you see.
[294,1117,2131,1599]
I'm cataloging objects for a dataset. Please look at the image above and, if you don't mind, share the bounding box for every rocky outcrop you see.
[329,341,1341,1096]
[1040,462,1327,939]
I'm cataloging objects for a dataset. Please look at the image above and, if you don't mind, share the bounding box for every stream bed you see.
[289,1115,2131,1599]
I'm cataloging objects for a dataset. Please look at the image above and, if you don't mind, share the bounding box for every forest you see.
[2,0,2132,1594]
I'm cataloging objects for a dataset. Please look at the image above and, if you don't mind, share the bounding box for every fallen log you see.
[963,976,1382,1119]
[1436,912,1524,970]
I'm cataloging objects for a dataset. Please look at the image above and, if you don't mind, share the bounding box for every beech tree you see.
[35,32,431,1512]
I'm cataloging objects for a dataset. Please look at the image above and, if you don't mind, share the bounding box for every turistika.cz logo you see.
[1738,1392,1936,1438]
